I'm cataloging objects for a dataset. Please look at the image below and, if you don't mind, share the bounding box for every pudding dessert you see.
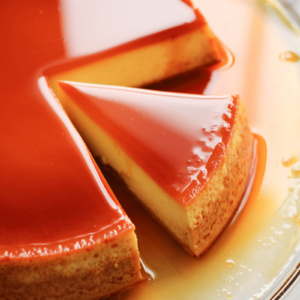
[58,82,254,256]
[0,0,230,299]
[47,0,225,96]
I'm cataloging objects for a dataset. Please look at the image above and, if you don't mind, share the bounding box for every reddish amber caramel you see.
[59,82,238,205]
[0,0,206,257]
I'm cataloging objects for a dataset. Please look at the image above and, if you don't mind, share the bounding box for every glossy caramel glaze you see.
[0,0,207,258]
[59,82,238,205]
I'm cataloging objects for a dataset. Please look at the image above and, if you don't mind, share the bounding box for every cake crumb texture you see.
[187,100,253,256]
[0,231,142,300]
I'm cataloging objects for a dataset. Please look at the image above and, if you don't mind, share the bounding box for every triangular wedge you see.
[58,82,254,256]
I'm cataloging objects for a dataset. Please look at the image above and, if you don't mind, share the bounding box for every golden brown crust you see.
[95,97,254,259]
[187,99,254,257]
[0,231,142,300]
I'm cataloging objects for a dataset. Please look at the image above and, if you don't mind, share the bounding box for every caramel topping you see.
[0,0,204,257]
[59,82,238,205]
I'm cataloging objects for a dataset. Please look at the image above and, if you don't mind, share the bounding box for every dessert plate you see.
[105,0,300,299]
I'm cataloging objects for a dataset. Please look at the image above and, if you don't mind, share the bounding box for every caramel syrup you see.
[279,51,300,62]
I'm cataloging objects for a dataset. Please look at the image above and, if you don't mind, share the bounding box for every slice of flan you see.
[58,82,254,256]
[48,0,225,96]
[1,0,227,298]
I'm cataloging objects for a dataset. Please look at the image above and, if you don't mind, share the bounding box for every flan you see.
[0,0,227,299]
[47,0,225,96]
[58,82,254,256]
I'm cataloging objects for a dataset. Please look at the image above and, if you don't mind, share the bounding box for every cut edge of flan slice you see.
[57,82,254,257]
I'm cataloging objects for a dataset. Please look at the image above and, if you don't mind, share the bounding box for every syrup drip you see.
[226,259,236,268]
[291,163,300,179]
[282,156,298,167]
[279,51,300,62]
